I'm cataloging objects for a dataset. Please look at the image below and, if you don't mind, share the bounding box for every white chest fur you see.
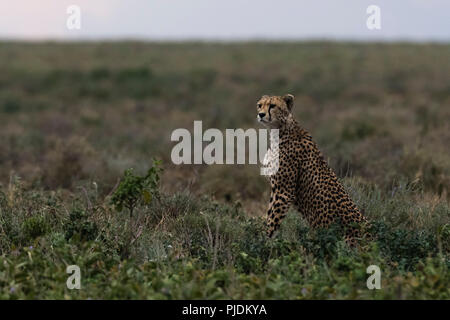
[260,130,280,177]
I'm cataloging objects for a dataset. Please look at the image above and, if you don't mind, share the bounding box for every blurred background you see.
[0,0,449,210]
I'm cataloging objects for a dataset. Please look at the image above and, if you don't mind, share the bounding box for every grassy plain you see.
[0,42,449,299]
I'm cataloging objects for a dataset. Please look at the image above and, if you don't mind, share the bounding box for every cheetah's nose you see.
[258,113,266,118]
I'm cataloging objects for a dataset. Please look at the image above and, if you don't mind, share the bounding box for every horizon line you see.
[1,36,449,44]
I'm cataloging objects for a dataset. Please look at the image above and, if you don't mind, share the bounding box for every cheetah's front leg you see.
[266,184,295,238]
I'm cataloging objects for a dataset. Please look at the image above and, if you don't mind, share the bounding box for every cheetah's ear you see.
[283,94,294,111]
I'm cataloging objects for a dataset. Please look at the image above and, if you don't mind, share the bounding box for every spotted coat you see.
[257,94,370,246]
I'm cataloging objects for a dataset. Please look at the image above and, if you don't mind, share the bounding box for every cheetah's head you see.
[256,94,294,128]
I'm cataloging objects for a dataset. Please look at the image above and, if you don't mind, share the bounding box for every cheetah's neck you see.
[277,117,309,141]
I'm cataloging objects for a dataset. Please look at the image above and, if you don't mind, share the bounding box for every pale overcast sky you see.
[0,0,449,41]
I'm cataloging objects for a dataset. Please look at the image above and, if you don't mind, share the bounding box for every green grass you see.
[0,41,449,299]
[0,174,449,299]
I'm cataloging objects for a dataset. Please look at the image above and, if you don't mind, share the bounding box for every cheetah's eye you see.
[269,104,276,109]
[257,104,262,108]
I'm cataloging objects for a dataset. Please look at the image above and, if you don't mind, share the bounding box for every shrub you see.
[64,208,98,242]
[1,97,21,114]
[42,136,95,190]
[111,159,163,218]
[341,120,376,141]
[21,215,49,240]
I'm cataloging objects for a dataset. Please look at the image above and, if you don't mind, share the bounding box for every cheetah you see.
[256,94,370,246]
